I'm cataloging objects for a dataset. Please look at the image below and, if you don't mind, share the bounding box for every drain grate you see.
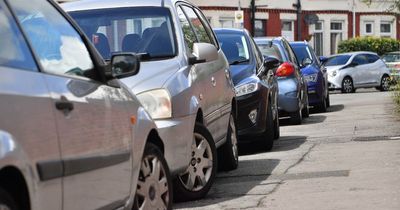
[352,136,400,142]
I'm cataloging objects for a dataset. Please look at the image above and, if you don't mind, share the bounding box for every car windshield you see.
[216,33,250,65]
[382,53,400,62]
[292,45,313,64]
[324,55,351,66]
[69,7,177,61]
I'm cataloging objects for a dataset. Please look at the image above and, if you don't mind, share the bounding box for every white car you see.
[382,51,400,83]
[325,52,391,93]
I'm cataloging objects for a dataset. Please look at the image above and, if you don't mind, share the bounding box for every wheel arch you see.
[146,129,164,154]
[0,166,30,210]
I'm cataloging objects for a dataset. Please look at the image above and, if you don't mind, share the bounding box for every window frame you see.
[380,21,392,35]
[364,21,374,35]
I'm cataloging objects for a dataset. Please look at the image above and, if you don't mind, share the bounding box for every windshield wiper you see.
[229,59,250,65]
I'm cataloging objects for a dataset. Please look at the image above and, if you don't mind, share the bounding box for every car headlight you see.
[235,82,259,97]
[137,89,172,119]
[329,70,337,77]
[304,73,318,82]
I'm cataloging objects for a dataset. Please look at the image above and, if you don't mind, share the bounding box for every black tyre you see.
[273,106,280,140]
[174,123,217,202]
[134,143,173,210]
[326,91,331,107]
[316,95,327,112]
[218,114,239,171]
[341,77,355,93]
[290,106,302,125]
[302,95,310,118]
[260,102,275,151]
[379,75,391,91]
[0,187,18,210]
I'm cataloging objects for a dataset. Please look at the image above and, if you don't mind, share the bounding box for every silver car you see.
[325,51,391,93]
[0,0,172,209]
[64,0,238,201]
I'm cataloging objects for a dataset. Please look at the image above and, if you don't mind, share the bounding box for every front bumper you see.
[307,80,325,106]
[155,115,195,175]
[236,88,268,140]
[328,75,342,90]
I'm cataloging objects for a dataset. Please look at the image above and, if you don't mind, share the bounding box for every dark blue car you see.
[290,41,330,112]
[215,28,280,151]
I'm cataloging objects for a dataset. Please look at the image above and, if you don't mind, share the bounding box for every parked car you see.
[323,52,391,93]
[290,41,330,112]
[214,28,279,151]
[381,51,400,83]
[255,37,309,125]
[64,0,238,201]
[0,0,173,209]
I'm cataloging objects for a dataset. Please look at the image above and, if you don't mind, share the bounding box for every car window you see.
[366,54,380,63]
[0,4,37,71]
[284,41,298,65]
[256,41,283,61]
[325,55,351,66]
[382,53,400,62]
[176,6,197,51]
[248,36,263,69]
[216,33,249,64]
[353,54,369,65]
[180,5,212,45]
[9,0,94,77]
[70,7,176,61]
[193,7,219,48]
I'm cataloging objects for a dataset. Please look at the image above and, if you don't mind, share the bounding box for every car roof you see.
[290,41,310,46]
[62,0,183,12]
[330,51,378,57]
[214,28,247,34]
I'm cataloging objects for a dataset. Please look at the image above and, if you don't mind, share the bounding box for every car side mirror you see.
[264,56,281,72]
[189,43,218,65]
[348,62,358,68]
[302,58,312,67]
[110,53,140,79]
[319,56,328,64]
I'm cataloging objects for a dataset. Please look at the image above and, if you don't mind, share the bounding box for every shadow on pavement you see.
[327,104,344,113]
[238,135,307,155]
[174,158,280,209]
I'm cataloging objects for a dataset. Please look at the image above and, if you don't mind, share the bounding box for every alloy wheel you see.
[179,133,213,192]
[136,154,170,210]
[342,78,353,93]
[229,116,238,164]
[381,76,390,91]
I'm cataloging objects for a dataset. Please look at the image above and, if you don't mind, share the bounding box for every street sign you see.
[235,10,244,23]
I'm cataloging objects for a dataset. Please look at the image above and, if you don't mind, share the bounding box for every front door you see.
[11,1,132,209]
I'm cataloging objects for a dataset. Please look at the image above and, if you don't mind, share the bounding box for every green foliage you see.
[361,0,400,13]
[394,81,400,113]
[338,37,400,56]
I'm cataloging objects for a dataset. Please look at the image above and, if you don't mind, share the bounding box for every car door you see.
[283,40,306,104]
[0,2,62,209]
[351,54,370,86]
[10,1,133,209]
[177,4,230,143]
[366,54,381,84]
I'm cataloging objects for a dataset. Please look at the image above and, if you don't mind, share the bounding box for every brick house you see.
[190,0,400,56]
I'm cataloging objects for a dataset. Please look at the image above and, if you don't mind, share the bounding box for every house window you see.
[364,22,373,35]
[254,19,266,37]
[313,21,323,56]
[281,20,294,41]
[380,22,391,33]
[330,21,343,55]
[219,18,234,28]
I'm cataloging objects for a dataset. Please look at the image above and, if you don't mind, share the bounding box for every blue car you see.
[290,41,330,112]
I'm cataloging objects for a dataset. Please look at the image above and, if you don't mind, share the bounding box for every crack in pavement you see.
[240,143,318,209]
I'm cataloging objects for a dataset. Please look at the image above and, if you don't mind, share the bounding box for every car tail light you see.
[395,64,400,69]
[276,62,295,77]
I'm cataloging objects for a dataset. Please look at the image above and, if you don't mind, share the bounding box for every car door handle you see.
[211,77,216,87]
[55,96,74,113]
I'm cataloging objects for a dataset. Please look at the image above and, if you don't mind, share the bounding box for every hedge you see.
[338,37,400,56]
[394,82,400,114]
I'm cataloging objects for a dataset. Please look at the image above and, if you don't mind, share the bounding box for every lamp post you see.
[293,0,302,41]
[250,0,268,37]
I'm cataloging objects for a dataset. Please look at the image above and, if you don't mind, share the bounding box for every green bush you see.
[394,82,400,114]
[338,37,400,56]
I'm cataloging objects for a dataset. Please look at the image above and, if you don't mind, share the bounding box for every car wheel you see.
[290,107,302,125]
[218,114,238,171]
[174,123,217,202]
[260,101,275,151]
[341,77,354,93]
[273,105,280,140]
[380,75,391,91]
[134,143,173,210]
[317,95,327,112]
[301,95,310,118]
[0,187,18,210]
[326,91,331,107]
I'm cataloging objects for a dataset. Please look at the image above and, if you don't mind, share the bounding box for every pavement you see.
[175,89,400,210]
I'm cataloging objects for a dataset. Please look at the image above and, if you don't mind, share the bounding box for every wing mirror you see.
[302,58,312,67]
[348,62,359,68]
[319,56,328,64]
[264,56,281,72]
[189,43,218,65]
[109,53,140,79]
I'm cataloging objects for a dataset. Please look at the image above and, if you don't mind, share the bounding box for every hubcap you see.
[382,77,390,90]
[343,79,353,93]
[179,133,213,192]
[136,154,169,210]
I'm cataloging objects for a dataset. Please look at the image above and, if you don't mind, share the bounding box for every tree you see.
[362,0,400,13]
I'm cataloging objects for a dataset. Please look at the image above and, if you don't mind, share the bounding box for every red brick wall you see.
[267,12,281,37]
